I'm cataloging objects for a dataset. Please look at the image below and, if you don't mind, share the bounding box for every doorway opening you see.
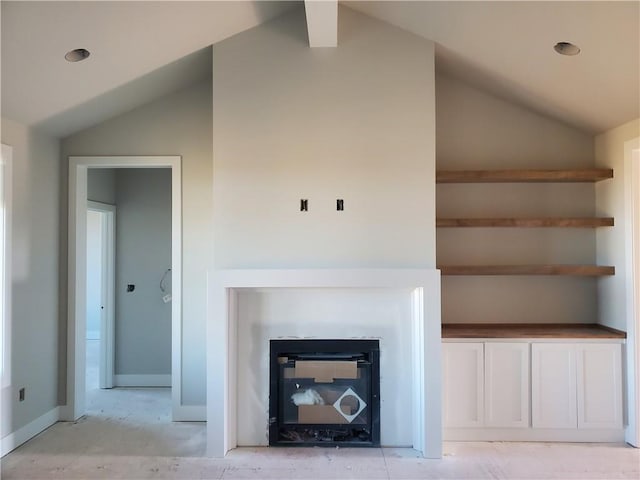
[66,156,182,422]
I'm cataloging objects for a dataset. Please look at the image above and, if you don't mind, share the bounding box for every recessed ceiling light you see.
[65,48,90,62]
[554,42,580,56]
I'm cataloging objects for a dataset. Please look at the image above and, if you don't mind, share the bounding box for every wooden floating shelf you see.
[436,217,614,228]
[438,265,615,276]
[436,168,613,183]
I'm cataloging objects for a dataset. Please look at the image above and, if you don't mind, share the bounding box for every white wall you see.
[114,168,171,376]
[436,73,598,324]
[61,79,212,406]
[1,118,60,435]
[596,118,640,331]
[212,6,436,269]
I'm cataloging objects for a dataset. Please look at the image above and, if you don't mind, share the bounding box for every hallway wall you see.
[62,78,212,407]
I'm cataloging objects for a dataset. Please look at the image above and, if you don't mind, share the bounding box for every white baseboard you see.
[114,374,171,387]
[57,404,76,422]
[173,405,206,422]
[1,407,60,457]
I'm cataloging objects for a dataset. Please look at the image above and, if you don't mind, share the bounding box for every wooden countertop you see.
[442,323,626,339]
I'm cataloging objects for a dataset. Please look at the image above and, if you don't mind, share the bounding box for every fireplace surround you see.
[206,269,442,458]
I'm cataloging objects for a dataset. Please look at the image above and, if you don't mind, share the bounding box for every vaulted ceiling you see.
[348,1,639,135]
[2,1,638,138]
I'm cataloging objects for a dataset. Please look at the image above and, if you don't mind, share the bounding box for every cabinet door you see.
[484,342,530,428]
[443,343,484,427]
[531,343,577,429]
[577,343,623,429]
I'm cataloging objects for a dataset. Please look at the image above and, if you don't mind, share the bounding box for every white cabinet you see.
[577,344,623,429]
[531,343,622,430]
[443,342,529,428]
[443,342,484,427]
[445,340,623,441]
[531,343,577,428]
[485,343,530,428]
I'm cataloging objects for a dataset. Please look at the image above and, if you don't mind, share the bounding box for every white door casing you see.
[635,146,640,446]
[624,138,640,446]
[65,156,182,421]
[1,144,12,392]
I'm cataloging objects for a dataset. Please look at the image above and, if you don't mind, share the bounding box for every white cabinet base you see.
[485,343,530,428]
[444,428,624,443]
[577,344,623,429]
[443,343,484,428]
[444,338,624,443]
[532,344,577,429]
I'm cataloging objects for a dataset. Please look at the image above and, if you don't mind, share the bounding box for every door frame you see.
[64,156,182,421]
[87,201,116,389]
[1,144,12,391]
[625,138,640,447]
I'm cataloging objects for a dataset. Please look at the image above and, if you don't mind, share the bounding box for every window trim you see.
[1,143,12,389]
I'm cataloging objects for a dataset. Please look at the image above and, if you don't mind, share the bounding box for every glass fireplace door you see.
[270,340,380,446]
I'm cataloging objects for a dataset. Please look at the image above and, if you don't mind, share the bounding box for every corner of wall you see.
[1,118,62,442]
[595,117,640,331]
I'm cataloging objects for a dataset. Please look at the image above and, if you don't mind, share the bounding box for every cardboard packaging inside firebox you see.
[288,360,365,424]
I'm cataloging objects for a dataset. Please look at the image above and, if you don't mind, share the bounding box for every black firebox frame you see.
[269,339,380,447]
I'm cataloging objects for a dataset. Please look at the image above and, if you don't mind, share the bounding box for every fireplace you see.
[269,339,380,446]
[207,269,442,458]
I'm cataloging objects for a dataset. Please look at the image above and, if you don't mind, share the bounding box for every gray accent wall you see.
[88,169,116,205]
[86,167,172,379]
[1,118,60,434]
[61,79,212,405]
[114,168,171,376]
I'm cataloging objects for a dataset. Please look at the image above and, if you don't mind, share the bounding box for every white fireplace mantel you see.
[206,269,442,458]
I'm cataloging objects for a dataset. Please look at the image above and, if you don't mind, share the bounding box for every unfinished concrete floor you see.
[2,385,639,479]
[2,343,639,479]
